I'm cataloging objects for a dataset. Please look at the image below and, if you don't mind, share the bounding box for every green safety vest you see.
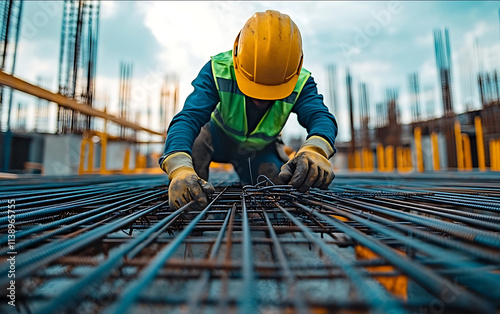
[210,50,311,151]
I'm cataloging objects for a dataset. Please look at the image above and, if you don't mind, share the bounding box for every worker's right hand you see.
[276,136,335,192]
[168,166,214,210]
[162,152,214,210]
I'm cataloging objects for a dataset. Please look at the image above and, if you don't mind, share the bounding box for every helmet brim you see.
[234,67,299,101]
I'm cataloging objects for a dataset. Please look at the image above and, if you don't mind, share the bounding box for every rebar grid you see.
[1,172,499,313]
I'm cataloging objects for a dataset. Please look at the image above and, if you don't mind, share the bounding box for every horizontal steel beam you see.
[0,71,165,137]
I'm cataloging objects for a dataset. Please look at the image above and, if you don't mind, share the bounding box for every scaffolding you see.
[57,0,100,134]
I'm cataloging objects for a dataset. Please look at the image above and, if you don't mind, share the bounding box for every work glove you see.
[162,152,215,210]
[276,136,335,192]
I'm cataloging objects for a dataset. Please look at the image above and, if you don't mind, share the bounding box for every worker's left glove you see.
[162,152,215,210]
[276,136,335,192]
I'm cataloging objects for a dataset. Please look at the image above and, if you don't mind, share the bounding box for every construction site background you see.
[0,1,499,177]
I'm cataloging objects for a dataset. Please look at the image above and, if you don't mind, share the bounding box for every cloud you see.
[463,21,490,46]
[139,2,254,106]
[14,40,58,85]
[420,60,438,83]
[100,1,117,19]
[481,42,500,70]
[415,34,433,47]
[141,2,250,72]
[350,61,394,101]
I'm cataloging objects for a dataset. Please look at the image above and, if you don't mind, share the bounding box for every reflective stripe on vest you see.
[210,50,311,151]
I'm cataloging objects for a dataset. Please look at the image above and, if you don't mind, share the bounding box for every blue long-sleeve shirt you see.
[159,60,338,166]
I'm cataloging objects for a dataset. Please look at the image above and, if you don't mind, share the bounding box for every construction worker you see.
[159,10,338,210]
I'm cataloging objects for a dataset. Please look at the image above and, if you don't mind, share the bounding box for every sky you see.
[5,1,500,144]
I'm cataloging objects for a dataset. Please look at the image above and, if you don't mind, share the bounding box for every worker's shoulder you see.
[300,67,311,77]
[211,50,233,64]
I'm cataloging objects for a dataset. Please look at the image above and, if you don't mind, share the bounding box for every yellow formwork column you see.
[431,132,440,171]
[366,149,371,172]
[79,138,90,175]
[461,134,472,171]
[123,148,131,173]
[348,153,354,171]
[454,121,464,171]
[377,144,385,172]
[489,140,495,171]
[414,127,424,173]
[385,146,395,172]
[497,140,500,171]
[474,116,486,171]
[361,149,366,171]
[404,147,413,171]
[100,134,108,174]
[369,150,375,171]
[396,146,404,172]
[88,141,94,171]
[362,148,373,172]
[491,139,500,171]
[135,153,147,169]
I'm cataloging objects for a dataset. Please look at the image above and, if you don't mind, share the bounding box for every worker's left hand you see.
[162,152,214,210]
[168,166,214,210]
[276,136,335,192]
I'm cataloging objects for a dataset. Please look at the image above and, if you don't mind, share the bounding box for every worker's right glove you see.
[162,152,214,210]
[276,136,335,192]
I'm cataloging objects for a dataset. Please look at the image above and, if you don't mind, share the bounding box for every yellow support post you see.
[414,127,424,173]
[135,152,147,169]
[462,134,472,171]
[123,148,131,173]
[474,116,486,171]
[100,134,107,174]
[79,138,90,175]
[362,149,370,172]
[489,140,495,171]
[88,141,94,171]
[377,144,385,172]
[454,121,464,171]
[361,149,366,171]
[404,147,413,171]
[491,139,500,171]
[497,140,500,171]
[396,146,404,172]
[386,146,395,172]
[365,149,370,172]
[431,132,440,171]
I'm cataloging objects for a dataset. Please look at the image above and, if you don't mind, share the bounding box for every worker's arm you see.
[292,76,338,153]
[277,76,338,191]
[159,61,220,165]
[159,61,219,209]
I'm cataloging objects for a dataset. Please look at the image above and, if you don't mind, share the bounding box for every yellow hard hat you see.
[233,10,303,100]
